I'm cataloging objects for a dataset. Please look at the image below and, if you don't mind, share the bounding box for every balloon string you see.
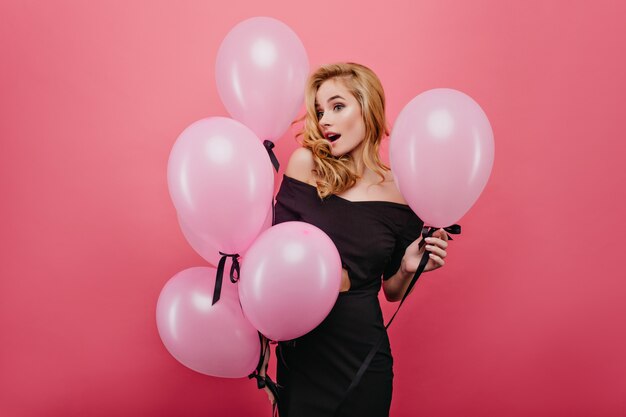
[249,332,280,413]
[333,224,461,416]
[229,256,240,283]
[212,252,240,305]
[263,140,280,172]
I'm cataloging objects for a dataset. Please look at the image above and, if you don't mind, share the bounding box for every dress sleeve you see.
[382,211,424,280]
[273,176,302,225]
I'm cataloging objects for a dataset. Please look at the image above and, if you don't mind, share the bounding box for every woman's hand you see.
[383,228,450,302]
[258,337,276,405]
[400,228,449,274]
[262,384,276,405]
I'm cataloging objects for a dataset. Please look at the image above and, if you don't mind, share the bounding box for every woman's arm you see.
[382,229,449,302]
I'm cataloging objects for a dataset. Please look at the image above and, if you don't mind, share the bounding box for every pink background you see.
[1,1,625,416]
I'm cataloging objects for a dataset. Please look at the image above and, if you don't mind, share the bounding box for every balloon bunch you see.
[155,17,333,379]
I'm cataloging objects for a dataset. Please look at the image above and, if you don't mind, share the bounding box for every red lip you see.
[324,132,341,142]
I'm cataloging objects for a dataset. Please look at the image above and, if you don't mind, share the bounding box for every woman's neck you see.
[349,141,367,177]
[350,151,384,186]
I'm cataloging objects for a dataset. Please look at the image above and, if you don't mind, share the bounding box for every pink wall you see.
[1,1,625,416]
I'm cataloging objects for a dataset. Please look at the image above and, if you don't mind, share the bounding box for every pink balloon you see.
[178,205,274,266]
[216,17,309,142]
[167,117,274,254]
[156,267,260,378]
[239,221,342,341]
[390,88,494,227]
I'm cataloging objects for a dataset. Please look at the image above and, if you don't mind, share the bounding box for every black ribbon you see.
[264,140,280,172]
[333,224,461,416]
[263,139,277,226]
[249,332,280,416]
[211,252,240,305]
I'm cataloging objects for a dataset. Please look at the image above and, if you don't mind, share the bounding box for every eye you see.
[316,110,324,119]
[333,104,344,111]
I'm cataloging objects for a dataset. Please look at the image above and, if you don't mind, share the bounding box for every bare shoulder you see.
[285,147,316,185]
[379,171,408,205]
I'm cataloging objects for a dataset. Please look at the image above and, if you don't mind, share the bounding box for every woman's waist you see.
[323,291,385,328]
[338,278,382,296]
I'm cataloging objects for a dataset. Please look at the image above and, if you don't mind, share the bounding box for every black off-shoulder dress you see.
[273,175,423,417]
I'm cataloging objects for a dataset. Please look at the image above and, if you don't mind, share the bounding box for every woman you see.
[263,63,450,416]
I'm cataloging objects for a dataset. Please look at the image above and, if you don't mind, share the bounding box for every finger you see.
[425,244,447,259]
[432,228,449,241]
[430,228,443,237]
[426,237,448,250]
[428,253,445,267]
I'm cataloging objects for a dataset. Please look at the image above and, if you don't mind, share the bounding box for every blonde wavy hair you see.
[297,62,390,198]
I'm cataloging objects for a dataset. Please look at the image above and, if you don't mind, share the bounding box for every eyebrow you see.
[315,95,345,108]
[326,95,345,102]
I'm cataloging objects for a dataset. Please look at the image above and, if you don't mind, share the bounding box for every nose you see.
[319,111,332,127]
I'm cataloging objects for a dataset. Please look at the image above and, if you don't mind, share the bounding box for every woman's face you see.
[315,78,366,157]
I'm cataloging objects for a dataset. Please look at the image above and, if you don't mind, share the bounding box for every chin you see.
[329,141,347,157]
[330,148,347,158]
